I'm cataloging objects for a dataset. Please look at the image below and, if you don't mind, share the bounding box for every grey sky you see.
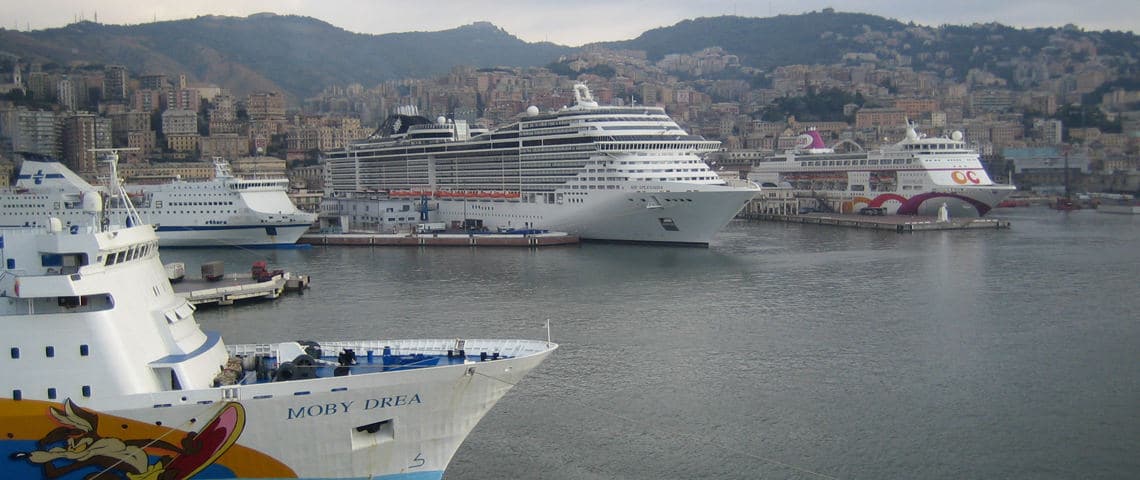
[9,1,1139,46]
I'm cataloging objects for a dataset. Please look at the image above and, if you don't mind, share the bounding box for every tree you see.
[761,88,864,122]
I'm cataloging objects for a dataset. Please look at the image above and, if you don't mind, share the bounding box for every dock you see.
[173,271,310,306]
[741,212,1011,232]
[299,231,579,247]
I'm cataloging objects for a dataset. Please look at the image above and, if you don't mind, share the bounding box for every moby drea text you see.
[287,394,422,420]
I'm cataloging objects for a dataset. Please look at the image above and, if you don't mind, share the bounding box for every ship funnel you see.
[905,125,919,141]
[572,84,598,108]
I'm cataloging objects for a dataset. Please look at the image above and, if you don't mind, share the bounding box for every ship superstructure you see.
[324,84,759,245]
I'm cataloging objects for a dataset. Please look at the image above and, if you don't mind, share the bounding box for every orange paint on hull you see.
[0,398,296,478]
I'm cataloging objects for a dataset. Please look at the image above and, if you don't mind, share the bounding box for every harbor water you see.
[168,207,1139,480]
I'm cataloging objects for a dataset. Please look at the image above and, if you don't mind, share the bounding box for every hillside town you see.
[2,32,1139,202]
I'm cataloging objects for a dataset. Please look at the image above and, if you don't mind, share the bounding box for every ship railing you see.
[225,339,549,362]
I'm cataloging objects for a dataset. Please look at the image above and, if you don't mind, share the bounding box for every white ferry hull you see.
[3,210,313,248]
[1,340,554,479]
[150,222,314,248]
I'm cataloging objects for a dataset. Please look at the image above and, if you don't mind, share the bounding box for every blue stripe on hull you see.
[162,243,313,250]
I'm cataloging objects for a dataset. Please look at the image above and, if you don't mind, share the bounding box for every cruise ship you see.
[324,84,759,245]
[727,126,1015,217]
[6,156,317,247]
[0,159,557,479]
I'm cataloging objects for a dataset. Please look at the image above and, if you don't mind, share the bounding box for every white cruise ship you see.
[0,165,556,479]
[323,84,759,245]
[726,126,1015,217]
[6,157,317,248]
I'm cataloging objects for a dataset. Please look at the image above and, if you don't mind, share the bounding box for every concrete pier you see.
[173,271,310,306]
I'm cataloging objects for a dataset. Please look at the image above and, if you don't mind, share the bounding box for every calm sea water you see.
[169,207,1139,480]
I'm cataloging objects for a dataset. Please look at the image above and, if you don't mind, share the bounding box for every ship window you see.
[47,388,56,399]
[10,347,18,359]
[46,346,55,357]
[80,344,89,356]
[12,390,21,400]
[41,254,64,267]
[82,385,91,397]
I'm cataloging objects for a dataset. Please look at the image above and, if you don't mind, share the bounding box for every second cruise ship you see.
[323,84,759,245]
[722,126,1015,217]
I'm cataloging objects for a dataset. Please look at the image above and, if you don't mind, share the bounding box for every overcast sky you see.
[8,1,1139,46]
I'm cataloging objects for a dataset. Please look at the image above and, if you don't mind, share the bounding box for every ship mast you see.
[90,148,142,231]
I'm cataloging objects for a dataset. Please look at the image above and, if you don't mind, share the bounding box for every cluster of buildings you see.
[0,63,364,192]
[2,23,1138,196]
[299,42,1137,193]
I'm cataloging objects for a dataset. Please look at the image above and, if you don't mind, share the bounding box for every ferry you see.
[323,84,759,246]
[6,156,317,248]
[0,153,557,479]
[725,126,1015,217]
